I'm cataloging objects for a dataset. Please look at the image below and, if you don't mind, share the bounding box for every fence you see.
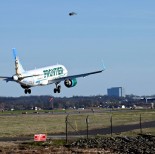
[65,110,155,143]
[0,109,155,142]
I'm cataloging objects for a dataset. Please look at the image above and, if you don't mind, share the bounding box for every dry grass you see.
[0,114,66,137]
[0,109,154,137]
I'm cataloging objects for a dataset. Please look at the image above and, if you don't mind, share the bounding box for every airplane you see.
[0,48,105,94]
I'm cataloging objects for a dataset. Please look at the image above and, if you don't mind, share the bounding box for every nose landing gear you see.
[54,84,61,93]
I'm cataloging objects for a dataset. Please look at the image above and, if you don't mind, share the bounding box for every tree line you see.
[0,95,153,110]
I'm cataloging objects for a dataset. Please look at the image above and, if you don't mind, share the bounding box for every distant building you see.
[107,87,125,97]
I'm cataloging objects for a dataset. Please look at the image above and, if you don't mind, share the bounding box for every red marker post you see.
[34,134,47,141]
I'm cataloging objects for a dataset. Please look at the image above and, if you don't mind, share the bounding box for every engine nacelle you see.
[64,78,77,88]
[12,75,18,81]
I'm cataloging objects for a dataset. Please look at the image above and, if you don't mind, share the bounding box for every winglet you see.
[102,60,106,71]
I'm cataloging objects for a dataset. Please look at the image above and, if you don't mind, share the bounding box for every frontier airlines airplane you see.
[0,48,105,94]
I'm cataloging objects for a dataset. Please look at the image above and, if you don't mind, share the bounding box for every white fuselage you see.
[0,48,104,94]
[18,64,68,87]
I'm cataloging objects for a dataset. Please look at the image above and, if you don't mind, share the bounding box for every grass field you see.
[0,109,155,137]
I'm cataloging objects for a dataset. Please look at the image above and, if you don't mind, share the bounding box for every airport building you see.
[107,87,125,97]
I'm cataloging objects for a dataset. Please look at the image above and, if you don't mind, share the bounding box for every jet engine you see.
[64,78,77,88]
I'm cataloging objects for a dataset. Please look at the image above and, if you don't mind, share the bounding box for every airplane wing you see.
[52,69,104,84]
[0,74,42,82]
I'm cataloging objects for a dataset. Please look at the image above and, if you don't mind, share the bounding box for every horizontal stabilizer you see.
[0,76,13,82]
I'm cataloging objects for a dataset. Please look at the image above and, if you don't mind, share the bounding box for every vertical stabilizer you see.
[12,48,25,75]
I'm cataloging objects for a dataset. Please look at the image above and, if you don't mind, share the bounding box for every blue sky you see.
[0,0,155,97]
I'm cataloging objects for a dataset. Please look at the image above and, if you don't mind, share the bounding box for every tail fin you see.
[12,48,25,75]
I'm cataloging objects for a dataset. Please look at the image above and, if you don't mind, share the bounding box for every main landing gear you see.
[21,85,31,94]
[54,84,61,93]
[24,89,31,94]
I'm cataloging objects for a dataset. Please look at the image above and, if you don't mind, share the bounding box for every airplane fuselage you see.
[0,48,104,94]
[17,64,68,87]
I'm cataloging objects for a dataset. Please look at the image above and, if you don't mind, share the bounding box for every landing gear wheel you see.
[57,89,60,93]
[54,85,61,93]
[54,88,57,93]
[24,89,27,94]
[57,85,61,93]
[28,89,31,94]
[24,89,31,94]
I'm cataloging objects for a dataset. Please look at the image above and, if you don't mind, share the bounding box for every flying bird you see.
[69,12,77,16]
